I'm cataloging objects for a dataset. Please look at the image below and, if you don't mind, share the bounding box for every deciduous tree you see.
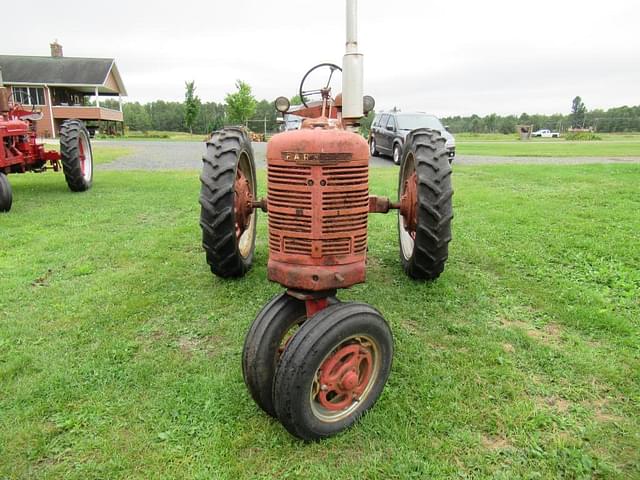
[225,80,257,126]
[184,81,201,134]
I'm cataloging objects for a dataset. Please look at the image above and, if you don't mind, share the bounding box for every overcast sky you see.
[3,0,638,116]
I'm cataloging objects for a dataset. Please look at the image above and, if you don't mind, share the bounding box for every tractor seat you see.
[18,112,44,122]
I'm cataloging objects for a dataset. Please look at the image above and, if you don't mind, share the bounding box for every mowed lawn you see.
[1,157,639,478]
[455,133,640,157]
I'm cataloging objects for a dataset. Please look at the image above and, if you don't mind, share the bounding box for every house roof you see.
[0,55,127,96]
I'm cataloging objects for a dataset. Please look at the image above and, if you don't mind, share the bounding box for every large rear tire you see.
[273,302,393,441]
[398,128,453,280]
[60,119,93,192]
[199,127,257,278]
[0,173,12,212]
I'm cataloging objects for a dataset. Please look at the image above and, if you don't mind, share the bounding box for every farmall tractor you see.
[0,70,93,213]
[199,0,453,441]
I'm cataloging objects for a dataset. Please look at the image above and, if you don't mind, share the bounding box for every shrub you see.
[564,131,602,141]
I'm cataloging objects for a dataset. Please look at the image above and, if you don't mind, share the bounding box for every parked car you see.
[281,113,303,131]
[369,112,456,164]
[531,129,560,138]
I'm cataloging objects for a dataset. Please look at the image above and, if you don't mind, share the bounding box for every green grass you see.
[92,147,133,165]
[1,158,639,478]
[454,133,640,157]
[104,130,208,142]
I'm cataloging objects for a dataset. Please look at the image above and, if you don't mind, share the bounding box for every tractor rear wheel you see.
[242,292,307,417]
[0,173,12,212]
[273,302,393,441]
[397,128,453,280]
[199,127,257,278]
[60,119,93,192]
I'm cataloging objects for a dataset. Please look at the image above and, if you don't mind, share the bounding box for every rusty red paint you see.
[266,126,370,291]
[316,343,373,411]
[399,171,418,235]
[305,297,329,318]
[368,195,396,214]
[234,169,254,241]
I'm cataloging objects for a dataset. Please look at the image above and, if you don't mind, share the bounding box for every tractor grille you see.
[267,148,369,263]
[323,164,369,186]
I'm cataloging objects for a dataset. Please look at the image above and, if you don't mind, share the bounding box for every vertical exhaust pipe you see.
[342,0,364,121]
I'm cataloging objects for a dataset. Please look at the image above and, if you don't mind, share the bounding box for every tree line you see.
[107,86,640,135]
[103,80,281,135]
[442,98,640,134]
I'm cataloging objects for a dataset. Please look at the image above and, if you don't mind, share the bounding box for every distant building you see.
[0,42,127,137]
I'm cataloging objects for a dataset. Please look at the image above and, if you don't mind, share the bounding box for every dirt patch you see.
[177,335,224,357]
[481,434,511,451]
[586,398,624,423]
[538,396,571,413]
[32,268,54,287]
[499,317,563,345]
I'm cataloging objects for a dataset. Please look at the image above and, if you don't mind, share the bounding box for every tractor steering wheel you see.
[299,63,342,108]
[7,90,36,113]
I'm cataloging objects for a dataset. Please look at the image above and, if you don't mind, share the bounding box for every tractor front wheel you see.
[0,173,12,212]
[200,127,257,278]
[273,302,393,441]
[60,119,93,192]
[242,292,307,417]
[397,128,453,280]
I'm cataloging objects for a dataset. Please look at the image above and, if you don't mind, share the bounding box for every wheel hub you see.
[399,171,418,237]
[316,342,373,411]
[234,169,254,240]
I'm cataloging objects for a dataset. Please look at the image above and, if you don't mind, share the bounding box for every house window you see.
[11,87,46,106]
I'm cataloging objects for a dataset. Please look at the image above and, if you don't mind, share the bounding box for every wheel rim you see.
[235,152,256,258]
[310,334,381,423]
[276,315,305,359]
[78,131,93,181]
[398,152,417,260]
[393,145,401,164]
[370,140,375,155]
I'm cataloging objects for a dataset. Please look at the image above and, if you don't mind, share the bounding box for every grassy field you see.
[454,133,640,157]
[1,158,639,478]
[105,130,640,157]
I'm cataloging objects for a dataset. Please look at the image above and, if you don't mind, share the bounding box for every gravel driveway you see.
[95,140,640,171]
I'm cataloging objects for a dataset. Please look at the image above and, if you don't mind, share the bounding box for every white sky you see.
[2,0,638,116]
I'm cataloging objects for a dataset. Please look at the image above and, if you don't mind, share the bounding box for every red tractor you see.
[0,71,93,212]
[199,0,453,440]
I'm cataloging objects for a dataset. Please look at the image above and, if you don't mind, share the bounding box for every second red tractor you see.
[0,70,93,213]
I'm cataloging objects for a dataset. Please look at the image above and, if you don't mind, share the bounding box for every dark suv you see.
[369,112,456,164]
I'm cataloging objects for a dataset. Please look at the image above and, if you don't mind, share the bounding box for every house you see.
[0,42,127,138]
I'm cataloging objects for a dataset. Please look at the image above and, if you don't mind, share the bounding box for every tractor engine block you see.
[266,127,369,291]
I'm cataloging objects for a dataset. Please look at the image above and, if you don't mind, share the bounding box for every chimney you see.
[50,41,63,58]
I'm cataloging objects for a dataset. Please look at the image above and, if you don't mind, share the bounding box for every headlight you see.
[363,95,375,114]
[274,96,290,113]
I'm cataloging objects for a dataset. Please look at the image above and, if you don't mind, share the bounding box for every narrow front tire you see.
[273,302,393,441]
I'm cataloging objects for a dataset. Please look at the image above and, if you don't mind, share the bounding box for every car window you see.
[386,116,397,130]
[395,114,443,131]
[372,115,381,127]
[378,114,389,127]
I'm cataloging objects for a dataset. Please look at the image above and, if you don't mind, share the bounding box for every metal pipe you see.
[342,0,364,120]
[346,0,358,54]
